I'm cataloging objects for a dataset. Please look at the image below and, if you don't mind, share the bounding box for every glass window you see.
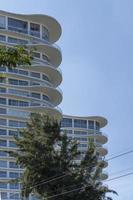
[8,36,28,44]
[96,121,100,131]
[0,171,7,177]
[9,120,18,127]
[0,77,6,83]
[74,119,87,128]
[88,120,94,129]
[9,141,17,148]
[31,92,40,99]
[30,71,40,78]
[30,23,40,38]
[0,87,6,93]
[78,144,87,148]
[8,68,18,73]
[74,137,87,142]
[0,16,6,29]
[8,17,28,34]
[32,51,40,58]
[42,54,49,62]
[42,94,49,101]
[0,98,6,105]
[0,119,6,126]
[0,66,6,72]
[42,74,49,82]
[9,172,19,178]
[0,34,6,41]
[9,183,19,189]
[0,160,7,168]
[0,151,7,157]
[0,129,7,135]
[9,161,18,169]
[0,182,7,189]
[9,130,18,136]
[0,140,7,147]
[42,26,49,41]
[9,193,19,200]
[1,192,7,199]
[8,78,18,85]
[74,131,87,136]
[19,69,28,75]
[61,118,72,127]
[19,80,28,86]
[8,99,18,106]
[0,108,6,114]
[19,121,26,128]
[66,130,73,134]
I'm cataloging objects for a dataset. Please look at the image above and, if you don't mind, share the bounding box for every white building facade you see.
[0,10,108,200]
[61,115,108,180]
[0,10,62,200]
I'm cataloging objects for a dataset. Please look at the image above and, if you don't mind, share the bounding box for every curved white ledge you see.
[63,115,107,128]
[0,10,61,43]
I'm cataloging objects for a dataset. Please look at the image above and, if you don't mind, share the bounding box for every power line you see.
[105,171,133,182]
[106,149,133,161]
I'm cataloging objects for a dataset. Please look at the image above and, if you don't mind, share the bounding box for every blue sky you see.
[0,0,133,199]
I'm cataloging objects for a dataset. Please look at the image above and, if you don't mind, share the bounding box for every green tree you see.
[9,113,117,200]
[0,45,32,68]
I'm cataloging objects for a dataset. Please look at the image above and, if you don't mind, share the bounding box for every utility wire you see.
[105,171,133,182]
[106,149,133,161]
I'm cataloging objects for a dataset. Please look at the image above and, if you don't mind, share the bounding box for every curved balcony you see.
[22,64,62,87]
[0,10,62,43]
[101,171,108,180]
[88,132,108,144]
[27,43,62,67]
[97,146,108,156]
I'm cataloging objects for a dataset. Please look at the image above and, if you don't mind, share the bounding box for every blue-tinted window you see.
[0,87,6,93]
[74,137,87,142]
[9,161,18,168]
[42,26,49,41]
[9,172,19,178]
[88,120,94,129]
[0,140,7,147]
[0,171,7,177]
[74,119,87,128]
[9,141,17,148]
[61,118,72,127]
[30,23,40,38]
[0,129,6,135]
[0,151,7,157]
[42,94,49,101]
[42,74,49,81]
[0,16,6,29]
[0,108,6,114]
[1,192,7,199]
[31,92,40,99]
[96,121,100,131]
[8,37,28,45]
[30,71,40,78]
[0,98,6,105]
[0,35,6,41]
[0,182,7,189]
[78,144,87,148]
[0,119,6,126]
[9,183,19,189]
[9,193,19,200]
[9,130,18,136]
[19,69,28,75]
[8,17,28,34]
[74,131,87,136]
[0,160,7,168]
[0,67,6,72]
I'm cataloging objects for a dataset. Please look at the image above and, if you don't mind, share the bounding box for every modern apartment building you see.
[0,10,62,200]
[61,115,108,180]
[0,10,108,200]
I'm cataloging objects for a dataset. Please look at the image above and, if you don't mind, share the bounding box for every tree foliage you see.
[9,113,117,200]
[0,45,33,68]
